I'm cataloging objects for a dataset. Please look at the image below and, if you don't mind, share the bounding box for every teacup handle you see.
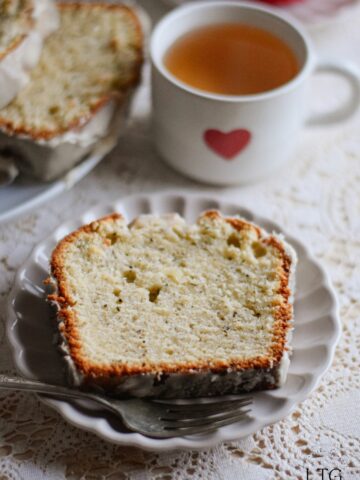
[307,59,360,126]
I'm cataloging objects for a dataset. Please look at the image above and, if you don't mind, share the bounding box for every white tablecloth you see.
[0,2,360,478]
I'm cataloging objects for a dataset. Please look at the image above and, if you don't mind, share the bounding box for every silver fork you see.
[0,375,252,438]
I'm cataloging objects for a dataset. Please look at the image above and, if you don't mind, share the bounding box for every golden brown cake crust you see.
[0,2,143,139]
[49,212,293,385]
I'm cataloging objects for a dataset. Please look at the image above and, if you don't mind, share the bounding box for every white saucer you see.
[6,191,341,451]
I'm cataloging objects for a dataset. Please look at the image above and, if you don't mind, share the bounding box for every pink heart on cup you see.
[204,129,251,159]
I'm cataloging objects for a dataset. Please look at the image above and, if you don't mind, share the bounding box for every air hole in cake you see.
[227,233,242,248]
[106,232,118,245]
[252,241,267,258]
[48,105,60,115]
[149,285,161,303]
[124,270,136,283]
[113,288,123,304]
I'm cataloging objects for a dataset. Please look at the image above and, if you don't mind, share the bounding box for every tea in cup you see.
[164,23,299,96]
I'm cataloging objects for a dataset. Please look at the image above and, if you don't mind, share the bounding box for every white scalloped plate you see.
[6,192,341,451]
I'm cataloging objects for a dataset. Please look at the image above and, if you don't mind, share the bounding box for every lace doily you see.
[0,3,360,478]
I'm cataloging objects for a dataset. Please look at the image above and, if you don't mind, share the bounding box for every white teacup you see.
[150,1,360,185]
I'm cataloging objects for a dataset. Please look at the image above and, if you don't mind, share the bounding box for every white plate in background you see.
[7,191,341,451]
[0,137,115,224]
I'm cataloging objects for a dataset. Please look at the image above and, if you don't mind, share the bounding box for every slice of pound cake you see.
[0,2,143,180]
[49,211,297,398]
[0,0,59,108]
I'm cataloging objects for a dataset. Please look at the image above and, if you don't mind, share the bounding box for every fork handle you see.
[0,374,92,402]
